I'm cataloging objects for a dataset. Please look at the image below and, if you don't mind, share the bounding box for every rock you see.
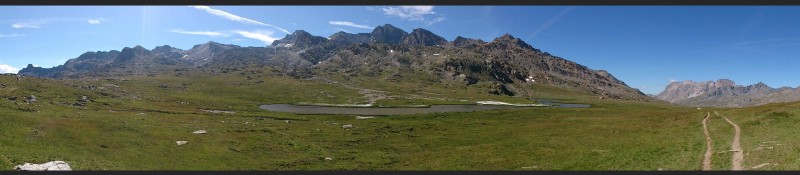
[192,130,207,134]
[201,109,235,114]
[74,96,89,105]
[355,116,375,119]
[176,141,188,145]
[14,161,72,171]
[285,120,291,123]
[402,28,447,46]
[26,95,36,102]
[342,124,353,129]
[324,157,333,161]
[255,117,266,120]
[8,96,17,102]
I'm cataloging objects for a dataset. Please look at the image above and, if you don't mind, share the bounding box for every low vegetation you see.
[0,69,796,170]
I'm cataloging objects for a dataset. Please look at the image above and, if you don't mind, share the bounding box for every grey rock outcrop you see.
[14,161,72,171]
[402,28,447,47]
[26,95,36,102]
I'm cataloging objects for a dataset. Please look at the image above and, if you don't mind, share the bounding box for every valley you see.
[5,66,800,170]
[2,22,799,171]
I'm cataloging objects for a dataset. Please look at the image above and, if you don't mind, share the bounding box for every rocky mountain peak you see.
[715,79,735,87]
[452,36,486,48]
[402,28,447,46]
[490,34,536,51]
[152,45,181,53]
[656,79,796,107]
[370,24,408,44]
[271,30,328,48]
[329,31,371,45]
[118,46,154,61]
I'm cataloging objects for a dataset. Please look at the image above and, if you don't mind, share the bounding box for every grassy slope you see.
[0,69,777,170]
[711,102,800,170]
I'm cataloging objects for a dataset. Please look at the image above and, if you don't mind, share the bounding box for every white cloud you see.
[11,17,106,29]
[169,29,230,37]
[87,18,104,24]
[11,23,41,28]
[167,28,280,44]
[371,6,446,25]
[232,30,280,44]
[0,64,19,73]
[190,6,290,34]
[329,21,372,29]
[426,17,446,25]
[0,33,25,38]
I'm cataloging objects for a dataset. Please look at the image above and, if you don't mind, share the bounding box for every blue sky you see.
[1,6,799,94]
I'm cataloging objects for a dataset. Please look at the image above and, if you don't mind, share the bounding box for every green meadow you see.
[0,69,795,170]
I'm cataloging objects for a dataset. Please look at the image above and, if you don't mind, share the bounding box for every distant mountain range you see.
[656,79,800,107]
[18,24,650,100]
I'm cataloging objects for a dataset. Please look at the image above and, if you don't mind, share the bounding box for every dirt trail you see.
[701,112,713,170]
[716,111,744,170]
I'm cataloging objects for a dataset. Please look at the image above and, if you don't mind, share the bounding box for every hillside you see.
[18,24,651,101]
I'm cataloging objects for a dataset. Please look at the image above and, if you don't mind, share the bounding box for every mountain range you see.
[656,79,800,107]
[18,24,650,101]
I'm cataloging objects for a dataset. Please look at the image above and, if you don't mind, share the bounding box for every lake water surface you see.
[260,101,589,115]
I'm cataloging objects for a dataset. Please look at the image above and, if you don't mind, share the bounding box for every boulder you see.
[14,161,72,171]
[192,130,207,134]
[176,141,188,145]
[342,124,353,129]
[26,95,36,102]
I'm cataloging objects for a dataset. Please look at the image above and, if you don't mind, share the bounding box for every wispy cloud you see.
[87,18,104,24]
[426,17,446,25]
[11,23,42,29]
[232,30,279,44]
[529,6,576,39]
[0,33,25,38]
[369,6,446,25]
[190,6,290,34]
[10,17,106,29]
[329,21,371,29]
[169,29,230,37]
[0,64,20,73]
[168,28,281,44]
